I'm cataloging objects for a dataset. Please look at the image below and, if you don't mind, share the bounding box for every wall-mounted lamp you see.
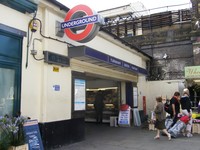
[163,53,169,59]
[194,20,200,30]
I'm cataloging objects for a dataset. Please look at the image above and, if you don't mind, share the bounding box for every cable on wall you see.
[26,15,75,68]
[26,11,37,68]
[34,18,74,47]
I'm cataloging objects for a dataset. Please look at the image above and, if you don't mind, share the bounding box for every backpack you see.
[164,99,172,114]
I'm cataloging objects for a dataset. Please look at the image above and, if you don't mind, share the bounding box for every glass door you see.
[0,68,15,116]
[0,67,18,116]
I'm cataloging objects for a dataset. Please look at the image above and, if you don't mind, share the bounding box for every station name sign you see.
[61,15,99,29]
[109,56,139,72]
[84,47,146,75]
[61,4,104,43]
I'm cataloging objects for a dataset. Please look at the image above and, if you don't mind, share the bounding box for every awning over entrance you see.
[68,46,147,75]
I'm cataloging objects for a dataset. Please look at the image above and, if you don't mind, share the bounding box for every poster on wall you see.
[74,79,86,111]
[133,87,138,108]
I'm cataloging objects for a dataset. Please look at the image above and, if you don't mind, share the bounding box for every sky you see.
[57,0,191,13]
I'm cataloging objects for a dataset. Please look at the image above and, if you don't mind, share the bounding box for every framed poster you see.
[74,79,86,111]
[133,87,138,108]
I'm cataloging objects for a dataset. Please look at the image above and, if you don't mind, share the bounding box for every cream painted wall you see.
[44,65,71,122]
[70,59,137,82]
[138,79,184,116]
[31,6,72,122]
[42,8,69,54]
[137,76,147,111]
[0,4,31,32]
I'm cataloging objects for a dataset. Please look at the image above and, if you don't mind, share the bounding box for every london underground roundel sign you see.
[61,5,104,43]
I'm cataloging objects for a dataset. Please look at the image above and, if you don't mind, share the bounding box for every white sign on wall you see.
[74,79,86,111]
[133,87,138,107]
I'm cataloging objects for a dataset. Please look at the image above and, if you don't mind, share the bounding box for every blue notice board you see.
[23,120,44,150]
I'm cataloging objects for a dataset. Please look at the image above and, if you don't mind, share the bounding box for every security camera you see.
[163,53,168,59]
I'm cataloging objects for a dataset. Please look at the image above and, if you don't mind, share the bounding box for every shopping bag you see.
[168,120,186,138]
[165,118,173,130]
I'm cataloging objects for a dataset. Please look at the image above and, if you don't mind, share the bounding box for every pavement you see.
[54,123,200,150]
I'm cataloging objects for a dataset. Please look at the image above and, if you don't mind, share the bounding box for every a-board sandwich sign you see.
[23,120,44,150]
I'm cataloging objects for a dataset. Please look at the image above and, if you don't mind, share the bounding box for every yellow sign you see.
[53,66,59,72]
[185,66,200,78]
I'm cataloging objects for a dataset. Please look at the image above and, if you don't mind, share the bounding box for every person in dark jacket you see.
[94,90,104,123]
[170,91,181,127]
[154,96,171,140]
[180,88,193,137]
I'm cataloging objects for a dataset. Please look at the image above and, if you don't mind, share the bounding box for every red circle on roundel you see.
[64,5,94,42]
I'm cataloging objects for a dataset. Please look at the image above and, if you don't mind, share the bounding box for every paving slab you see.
[53,123,200,150]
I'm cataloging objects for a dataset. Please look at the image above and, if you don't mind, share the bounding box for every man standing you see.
[170,91,181,127]
[94,90,104,123]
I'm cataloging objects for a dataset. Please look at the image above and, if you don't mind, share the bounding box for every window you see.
[0,68,15,116]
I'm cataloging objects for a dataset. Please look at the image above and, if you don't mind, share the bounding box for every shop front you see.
[85,76,120,123]
[185,66,200,108]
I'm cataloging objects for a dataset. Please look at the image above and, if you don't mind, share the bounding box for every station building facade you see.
[0,0,151,148]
